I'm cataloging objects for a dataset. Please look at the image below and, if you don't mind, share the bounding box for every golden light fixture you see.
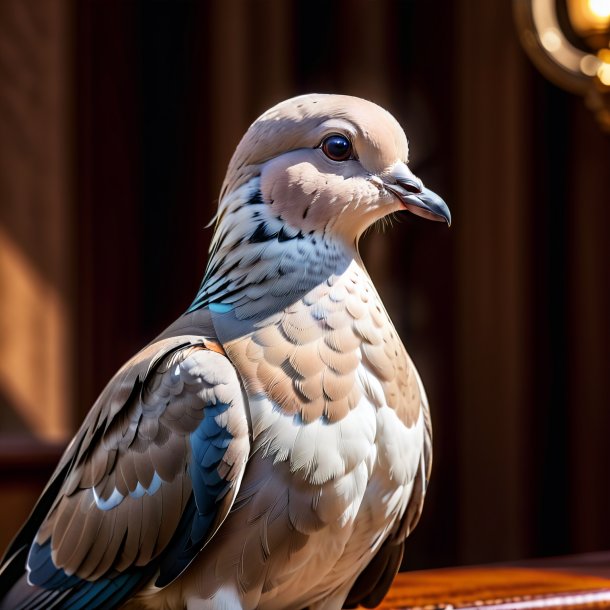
[566,0,610,44]
[514,0,610,131]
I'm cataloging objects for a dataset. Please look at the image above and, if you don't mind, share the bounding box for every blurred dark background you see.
[1,0,609,574]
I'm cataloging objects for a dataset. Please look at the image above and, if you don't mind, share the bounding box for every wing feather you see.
[0,311,250,609]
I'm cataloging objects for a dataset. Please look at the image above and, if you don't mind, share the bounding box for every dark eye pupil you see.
[322,135,352,161]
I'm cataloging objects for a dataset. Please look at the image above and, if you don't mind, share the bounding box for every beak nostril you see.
[403,183,421,194]
[396,178,422,194]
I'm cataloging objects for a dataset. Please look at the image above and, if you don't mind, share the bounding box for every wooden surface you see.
[376,554,610,610]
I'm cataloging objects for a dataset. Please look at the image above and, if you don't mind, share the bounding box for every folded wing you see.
[0,331,250,609]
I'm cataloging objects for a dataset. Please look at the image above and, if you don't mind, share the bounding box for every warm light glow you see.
[589,0,610,19]
[0,227,72,441]
[580,53,601,75]
[597,61,610,85]
[566,0,610,37]
[541,28,562,52]
[532,0,588,77]
[516,0,610,131]
[597,49,610,85]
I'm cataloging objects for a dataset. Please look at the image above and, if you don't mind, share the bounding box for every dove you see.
[0,93,450,610]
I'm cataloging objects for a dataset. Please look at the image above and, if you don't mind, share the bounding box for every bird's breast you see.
[219,259,422,482]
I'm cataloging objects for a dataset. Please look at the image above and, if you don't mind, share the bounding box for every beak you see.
[383,162,451,226]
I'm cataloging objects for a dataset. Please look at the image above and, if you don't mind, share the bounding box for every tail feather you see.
[0,573,67,610]
[0,542,155,610]
[0,569,154,610]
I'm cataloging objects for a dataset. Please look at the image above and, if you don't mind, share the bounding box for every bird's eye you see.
[321,134,353,162]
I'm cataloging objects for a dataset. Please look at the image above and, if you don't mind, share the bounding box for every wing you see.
[0,321,250,610]
[344,361,433,609]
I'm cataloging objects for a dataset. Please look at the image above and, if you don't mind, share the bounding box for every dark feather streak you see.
[249,222,278,244]
[245,191,264,205]
[278,228,304,242]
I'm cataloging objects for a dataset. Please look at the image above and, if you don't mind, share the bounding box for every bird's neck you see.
[188,178,360,320]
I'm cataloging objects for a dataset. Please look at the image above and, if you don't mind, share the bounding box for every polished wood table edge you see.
[456,589,610,610]
[376,554,610,610]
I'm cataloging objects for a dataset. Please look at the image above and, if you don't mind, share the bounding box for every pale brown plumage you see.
[224,262,420,427]
[0,94,449,610]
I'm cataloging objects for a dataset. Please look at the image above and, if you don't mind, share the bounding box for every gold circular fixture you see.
[514,0,610,132]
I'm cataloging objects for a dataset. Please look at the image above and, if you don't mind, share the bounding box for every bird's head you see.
[192,95,450,315]
[217,93,450,245]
